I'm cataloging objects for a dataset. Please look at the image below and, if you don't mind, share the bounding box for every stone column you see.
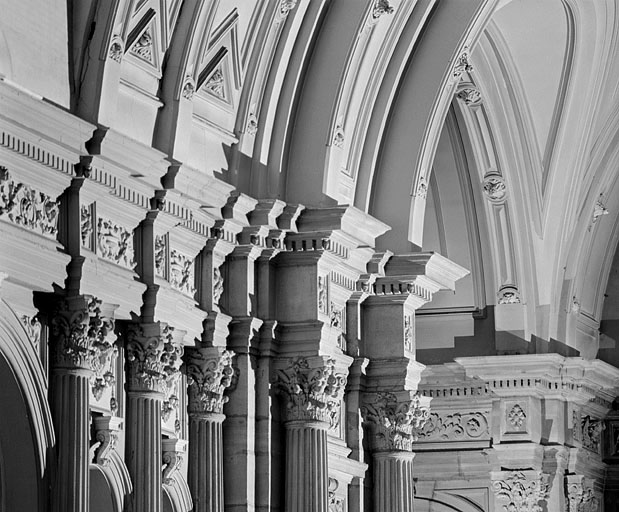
[47,295,115,512]
[184,346,235,512]
[124,321,182,512]
[275,356,348,512]
[361,392,429,512]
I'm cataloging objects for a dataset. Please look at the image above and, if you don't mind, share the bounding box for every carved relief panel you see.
[499,397,540,442]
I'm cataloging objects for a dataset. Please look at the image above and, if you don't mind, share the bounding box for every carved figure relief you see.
[417,411,489,441]
[154,235,167,279]
[403,314,414,352]
[97,217,135,269]
[318,275,328,314]
[205,68,225,99]
[185,348,235,415]
[213,267,224,305]
[581,415,604,454]
[275,357,347,427]
[0,167,59,236]
[169,249,196,296]
[81,204,93,250]
[361,392,430,452]
[492,471,549,512]
[507,404,526,431]
[330,302,343,330]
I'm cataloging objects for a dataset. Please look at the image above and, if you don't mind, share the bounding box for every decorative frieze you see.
[97,216,135,269]
[492,471,549,512]
[184,347,234,415]
[0,166,59,236]
[361,392,429,452]
[124,323,183,394]
[49,296,115,371]
[275,357,347,427]
[417,411,489,442]
[169,249,196,296]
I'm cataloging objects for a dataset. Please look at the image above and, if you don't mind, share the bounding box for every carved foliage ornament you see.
[108,37,124,63]
[580,415,604,454]
[0,166,59,236]
[125,323,183,394]
[403,314,414,352]
[451,46,473,82]
[185,348,235,415]
[81,204,93,250]
[21,315,42,351]
[50,297,115,372]
[275,357,347,427]
[361,392,430,452]
[457,87,482,107]
[483,173,507,202]
[507,404,526,431]
[372,0,394,20]
[131,29,153,62]
[213,267,224,306]
[417,411,489,442]
[155,235,167,279]
[492,471,549,512]
[204,68,225,99]
[278,0,298,18]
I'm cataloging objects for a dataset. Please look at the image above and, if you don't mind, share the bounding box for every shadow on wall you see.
[417,307,579,365]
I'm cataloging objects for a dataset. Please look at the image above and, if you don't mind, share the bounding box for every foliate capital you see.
[49,295,115,372]
[184,347,235,415]
[275,356,348,427]
[361,392,429,452]
[124,322,183,394]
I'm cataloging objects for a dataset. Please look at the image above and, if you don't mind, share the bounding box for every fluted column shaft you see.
[189,413,225,512]
[285,420,329,512]
[373,452,416,512]
[126,391,163,512]
[50,369,91,512]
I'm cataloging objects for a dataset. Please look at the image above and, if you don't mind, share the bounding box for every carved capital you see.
[49,296,115,372]
[162,438,186,485]
[491,471,549,512]
[275,356,348,427]
[124,322,183,394]
[184,347,235,415]
[566,475,598,512]
[92,416,122,467]
[361,392,429,452]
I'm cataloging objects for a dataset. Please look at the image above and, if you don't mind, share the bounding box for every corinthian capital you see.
[361,392,429,452]
[184,347,235,415]
[124,322,183,394]
[275,356,348,427]
[49,295,115,371]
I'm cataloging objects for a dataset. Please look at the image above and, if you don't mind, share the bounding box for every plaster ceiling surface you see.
[491,0,569,167]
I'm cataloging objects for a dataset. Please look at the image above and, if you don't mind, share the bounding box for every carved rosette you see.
[275,357,348,428]
[184,347,235,415]
[457,87,482,107]
[417,411,489,441]
[361,392,430,452]
[483,173,507,202]
[0,166,59,236]
[49,296,115,372]
[566,476,598,512]
[124,323,183,394]
[492,471,549,512]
